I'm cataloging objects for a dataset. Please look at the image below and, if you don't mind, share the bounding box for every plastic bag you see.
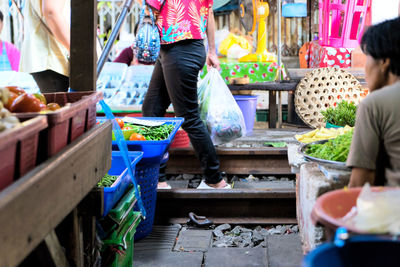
[218,33,252,56]
[345,184,400,235]
[198,68,246,145]
[227,44,250,59]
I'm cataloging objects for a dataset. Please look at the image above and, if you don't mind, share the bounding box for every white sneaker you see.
[157,184,172,190]
[197,180,231,189]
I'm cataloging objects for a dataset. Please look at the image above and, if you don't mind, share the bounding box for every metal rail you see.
[97,0,135,76]
[158,146,297,225]
[155,188,296,225]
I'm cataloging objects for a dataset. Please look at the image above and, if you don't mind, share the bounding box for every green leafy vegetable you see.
[97,174,118,187]
[263,142,287,147]
[112,124,175,141]
[321,101,357,127]
[306,130,353,162]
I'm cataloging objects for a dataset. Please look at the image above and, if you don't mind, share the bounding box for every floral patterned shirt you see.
[146,0,213,44]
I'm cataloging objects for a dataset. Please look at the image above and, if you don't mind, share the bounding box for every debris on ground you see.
[211,224,299,248]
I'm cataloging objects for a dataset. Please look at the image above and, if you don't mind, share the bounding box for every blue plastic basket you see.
[133,161,160,240]
[109,151,160,241]
[102,151,143,217]
[303,234,400,267]
[97,117,184,164]
[97,116,184,239]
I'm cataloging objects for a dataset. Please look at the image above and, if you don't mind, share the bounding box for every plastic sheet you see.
[344,184,400,235]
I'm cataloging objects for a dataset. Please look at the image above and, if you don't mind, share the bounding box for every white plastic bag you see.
[198,68,246,145]
[345,183,400,235]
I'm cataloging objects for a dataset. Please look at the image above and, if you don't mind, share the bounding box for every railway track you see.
[166,147,292,175]
[156,146,297,225]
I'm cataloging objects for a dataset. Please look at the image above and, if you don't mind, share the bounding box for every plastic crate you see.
[133,161,160,240]
[97,117,184,164]
[0,116,48,190]
[100,151,143,217]
[102,211,141,267]
[15,92,103,162]
[109,151,160,240]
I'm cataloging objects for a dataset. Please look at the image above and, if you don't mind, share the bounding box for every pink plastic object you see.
[319,0,370,48]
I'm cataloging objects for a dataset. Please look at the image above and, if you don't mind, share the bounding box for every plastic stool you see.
[319,0,370,48]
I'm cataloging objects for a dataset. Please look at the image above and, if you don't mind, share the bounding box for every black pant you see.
[142,40,222,184]
[31,70,69,93]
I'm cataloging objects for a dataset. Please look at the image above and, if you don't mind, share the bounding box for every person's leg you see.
[161,40,224,186]
[31,70,69,93]
[142,56,171,186]
[142,58,171,117]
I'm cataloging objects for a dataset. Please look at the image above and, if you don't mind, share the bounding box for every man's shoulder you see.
[362,82,400,107]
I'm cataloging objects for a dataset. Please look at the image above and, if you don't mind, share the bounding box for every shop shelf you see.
[0,116,47,190]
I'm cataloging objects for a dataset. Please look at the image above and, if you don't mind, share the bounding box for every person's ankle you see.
[206,179,227,189]
[158,181,169,188]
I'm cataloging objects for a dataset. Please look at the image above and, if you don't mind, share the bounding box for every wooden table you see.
[0,121,112,267]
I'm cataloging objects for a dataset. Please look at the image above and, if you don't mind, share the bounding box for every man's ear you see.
[381,58,391,74]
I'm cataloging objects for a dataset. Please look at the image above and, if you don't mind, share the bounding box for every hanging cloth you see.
[0,42,12,71]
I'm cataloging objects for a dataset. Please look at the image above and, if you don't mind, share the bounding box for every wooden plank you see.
[229,82,297,91]
[269,90,277,128]
[70,0,97,91]
[0,121,112,267]
[166,147,291,175]
[287,68,365,81]
[44,231,70,267]
[169,147,288,156]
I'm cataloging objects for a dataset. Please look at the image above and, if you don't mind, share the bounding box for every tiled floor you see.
[134,226,303,267]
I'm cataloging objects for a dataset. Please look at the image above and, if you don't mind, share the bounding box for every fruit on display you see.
[46,103,61,111]
[7,86,25,96]
[0,87,20,132]
[129,132,146,141]
[9,93,47,112]
[116,118,124,129]
[3,86,61,113]
[295,125,353,143]
[34,93,47,105]
[4,91,18,110]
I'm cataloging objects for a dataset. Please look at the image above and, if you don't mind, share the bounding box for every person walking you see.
[142,0,230,189]
[20,0,70,93]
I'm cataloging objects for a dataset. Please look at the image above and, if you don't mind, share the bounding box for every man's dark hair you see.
[360,17,400,76]
[0,10,3,22]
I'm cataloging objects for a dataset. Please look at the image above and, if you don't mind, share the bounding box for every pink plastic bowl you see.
[311,187,398,233]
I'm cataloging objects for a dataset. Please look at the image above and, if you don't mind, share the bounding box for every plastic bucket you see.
[233,95,258,135]
[303,234,400,267]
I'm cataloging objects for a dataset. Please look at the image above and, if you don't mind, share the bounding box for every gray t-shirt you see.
[347,81,400,186]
